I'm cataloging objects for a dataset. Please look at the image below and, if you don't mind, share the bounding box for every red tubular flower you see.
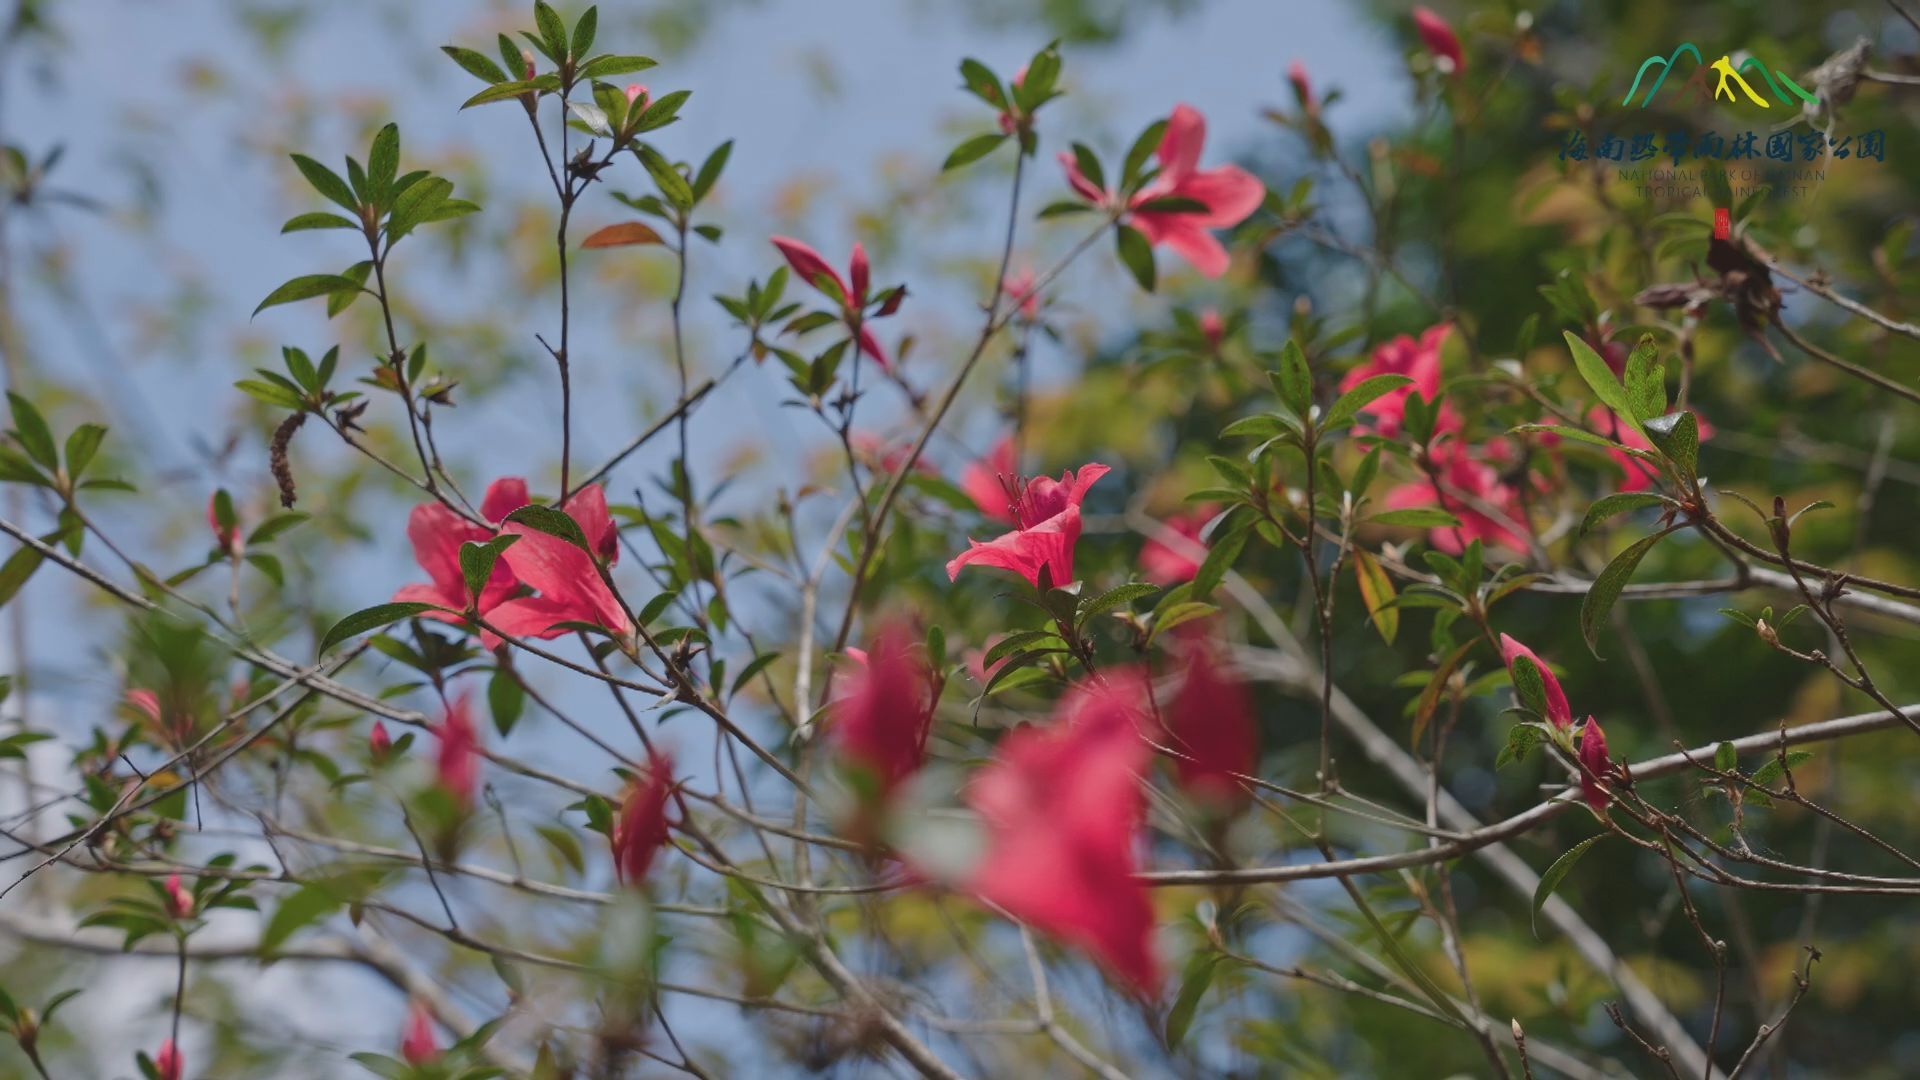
[1384,440,1529,555]
[393,477,530,649]
[1577,717,1611,810]
[368,720,393,761]
[1498,633,1572,729]
[611,753,674,885]
[832,622,935,801]
[1585,405,1716,493]
[434,693,480,810]
[493,484,633,642]
[163,873,194,920]
[770,235,892,369]
[154,1039,182,1080]
[400,1000,438,1065]
[1338,323,1455,437]
[1413,6,1465,74]
[1057,104,1265,277]
[959,435,1019,523]
[1168,640,1257,807]
[964,675,1161,995]
[1140,505,1216,585]
[947,463,1109,589]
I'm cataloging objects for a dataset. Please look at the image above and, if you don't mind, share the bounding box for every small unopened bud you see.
[369,720,393,761]
[164,872,194,920]
[1199,308,1225,349]
[1511,1018,1525,1041]
[1755,618,1777,645]
[624,83,647,107]
[155,1039,182,1080]
[521,49,536,81]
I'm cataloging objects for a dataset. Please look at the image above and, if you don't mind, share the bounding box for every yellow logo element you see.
[1623,44,1819,109]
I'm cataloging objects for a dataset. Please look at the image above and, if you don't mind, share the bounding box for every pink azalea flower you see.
[1413,6,1465,74]
[964,632,1012,687]
[964,674,1160,994]
[832,621,935,801]
[1577,717,1611,810]
[1140,505,1216,585]
[611,752,674,885]
[400,1000,439,1065]
[163,873,194,920]
[1586,405,1715,493]
[1167,639,1257,807]
[1002,265,1041,320]
[851,432,934,476]
[947,463,1109,589]
[770,235,892,369]
[492,484,633,642]
[1384,440,1529,555]
[1497,633,1572,729]
[1057,104,1265,277]
[393,477,530,649]
[1338,323,1456,437]
[960,435,1019,523]
[154,1039,182,1080]
[434,693,480,810]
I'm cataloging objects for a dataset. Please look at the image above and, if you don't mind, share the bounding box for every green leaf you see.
[958,58,1006,108]
[387,176,454,239]
[1562,331,1639,433]
[636,144,693,211]
[348,1052,412,1080]
[63,422,107,479]
[254,274,364,317]
[942,132,1008,172]
[1115,224,1155,292]
[1750,751,1814,788]
[365,123,399,208]
[1078,581,1158,622]
[1508,655,1549,718]
[1641,411,1700,486]
[459,534,520,603]
[578,54,657,80]
[460,78,547,109]
[570,5,597,59]
[1533,835,1605,937]
[1352,548,1398,645]
[290,153,359,212]
[1366,507,1462,528]
[1713,740,1738,773]
[441,45,509,83]
[319,601,442,654]
[533,1,568,60]
[234,379,306,410]
[1621,335,1666,422]
[260,884,342,955]
[1165,952,1220,1048]
[692,140,733,201]
[1070,142,1106,194]
[1580,528,1675,657]
[6,393,55,469]
[1324,374,1414,429]
[1272,340,1312,419]
[281,211,359,233]
[1495,722,1547,768]
[1579,491,1672,537]
[0,543,43,610]
[503,504,589,552]
[1149,601,1219,643]
[489,667,526,737]
[1121,119,1167,186]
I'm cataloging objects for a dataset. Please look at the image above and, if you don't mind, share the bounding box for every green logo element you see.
[1624,44,1819,109]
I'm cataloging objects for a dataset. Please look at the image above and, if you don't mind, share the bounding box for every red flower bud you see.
[624,83,647,106]
[1577,717,1611,810]
[155,1039,182,1080]
[164,872,194,920]
[368,720,393,761]
[1287,60,1314,109]
[400,1000,438,1065]
[611,753,674,885]
[1412,6,1465,75]
[433,694,480,810]
[521,48,537,81]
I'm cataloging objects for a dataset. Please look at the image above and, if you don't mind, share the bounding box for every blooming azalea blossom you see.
[947,463,1109,589]
[770,235,893,369]
[611,753,675,885]
[434,693,480,810]
[154,1039,182,1080]
[1057,104,1264,277]
[1384,439,1529,555]
[163,873,194,920]
[400,1000,439,1065]
[1140,505,1217,585]
[959,435,1019,523]
[1498,633,1573,729]
[1577,717,1611,810]
[393,476,530,649]
[1167,639,1257,807]
[832,622,935,802]
[1338,323,1456,437]
[1413,6,1465,74]
[963,675,1160,994]
[493,484,633,642]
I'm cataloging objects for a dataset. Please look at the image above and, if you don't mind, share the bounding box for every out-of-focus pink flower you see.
[1384,440,1529,555]
[163,873,194,920]
[960,435,1019,523]
[493,484,633,642]
[368,720,394,761]
[1167,640,1257,807]
[1498,633,1572,729]
[612,753,674,885]
[1288,60,1315,110]
[1057,104,1264,277]
[1585,405,1715,493]
[207,492,241,555]
[1577,717,1611,810]
[1198,308,1226,350]
[833,622,935,801]
[1140,506,1216,585]
[400,1000,439,1065]
[154,1039,182,1080]
[1002,265,1041,320]
[851,432,934,476]
[996,65,1030,134]
[963,674,1161,994]
[1338,324,1456,437]
[964,632,1011,687]
[126,688,164,727]
[434,693,480,810]
[770,236,892,369]
[1413,6,1465,74]
[393,477,529,649]
[947,463,1109,589]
